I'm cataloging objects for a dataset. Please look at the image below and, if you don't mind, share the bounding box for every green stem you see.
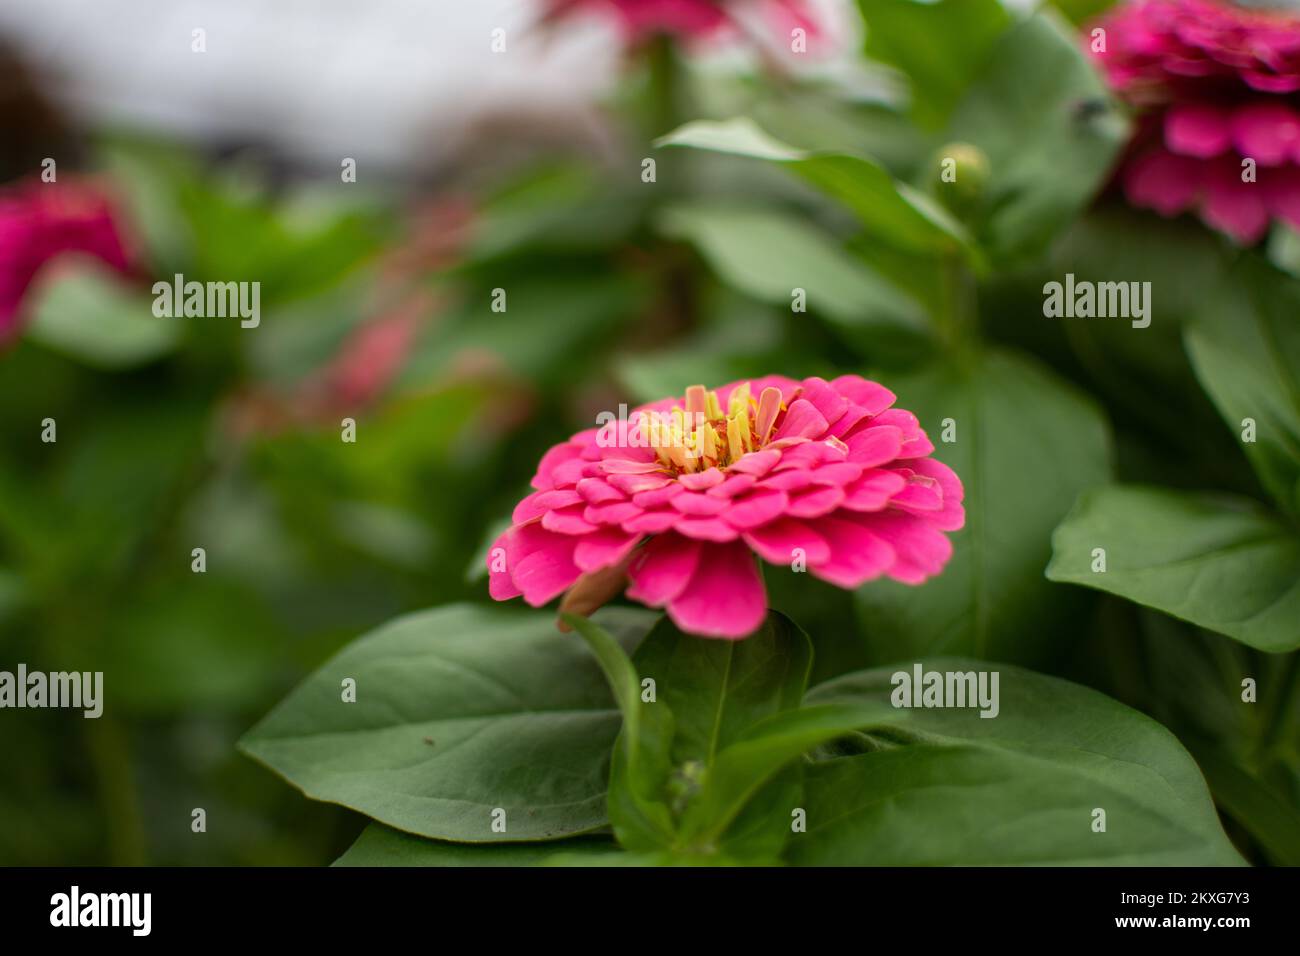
[646,33,681,142]
[939,249,978,352]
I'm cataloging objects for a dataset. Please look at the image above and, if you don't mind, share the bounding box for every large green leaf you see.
[856,347,1113,665]
[656,119,974,260]
[946,11,1129,264]
[857,0,1012,128]
[794,659,1246,865]
[658,204,929,344]
[333,823,622,866]
[1185,260,1300,516]
[240,604,657,842]
[1047,485,1300,652]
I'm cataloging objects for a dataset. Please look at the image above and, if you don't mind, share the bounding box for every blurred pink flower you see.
[542,0,819,46]
[0,177,136,340]
[1090,0,1300,243]
[488,375,964,639]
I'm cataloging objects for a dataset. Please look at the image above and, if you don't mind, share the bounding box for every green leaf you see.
[857,0,1012,128]
[633,611,813,767]
[856,348,1113,666]
[397,272,641,390]
[945,11,1129,264]
[656,118,974,261]
[658,204,930,344]
[1047,485,1300,652]
[333,823,622,866]
[795,659,1246,865]
[1185,259,1300,516]
[678,701,896,844]
[240,604,657,842]
[1050,0,1119,26]
[628,611,817,860]
[25,262,181,369]
[568,611,824,861]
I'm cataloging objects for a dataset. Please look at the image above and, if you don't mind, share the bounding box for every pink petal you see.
[532,442,583,491]
[772,439,846,471]
[809,462,864,488]
[678,467,725,490]
[627,533,701,607]
[1202,156,1270,243]
[807,515,895,588]
[867,512,955,585]
[542,505,599,535]
[621,511,680,535]
[728,449,782,477]
[796,377,849,428]
[600,458,664,475]
[840,468,907,512]
[671,491,730,516]
[845,425,904,467]
[608,472,672,495]
[1231,101,1300,166]
[772,398,829,442]
[574,527,642,572]
[786,484,845,519]
[707,473,757,498]
[512,533,582,606]
[549,457,591,487]
[1123,147,1204,216]
[1165,102,1233,158]
[632,482,685,508]
[513,488,581,524]
[759,469,816,493]
[675,516,742,542]
[829,375,895,415]
[743,518,830,565]
[666,540,767,639]
[1244,71,1300,94]
[583,501,643,525]
[889,473,943,513]
[908,458,966,532]
[722,488,790,529]
[576,477,625,505]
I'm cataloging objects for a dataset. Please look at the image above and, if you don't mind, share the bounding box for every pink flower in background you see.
[542,0,819,46]
[488,375,963,639]
[1090,0,1300,243]
[0,177,136,341]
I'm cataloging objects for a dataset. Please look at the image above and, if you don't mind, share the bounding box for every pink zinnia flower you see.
[1089,0,1300,243]
[0,177,136,341]
[542,0,819,47]
[487,375,964,639]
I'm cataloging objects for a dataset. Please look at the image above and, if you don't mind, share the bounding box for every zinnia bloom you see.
[541,0,819,46]
[487,375,964,638]
[1089,0,1300,243]
[0,177,135,340]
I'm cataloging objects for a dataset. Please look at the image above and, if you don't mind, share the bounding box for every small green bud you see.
[931,142,991,216]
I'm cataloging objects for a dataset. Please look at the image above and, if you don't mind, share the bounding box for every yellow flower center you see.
[637,383,785,475]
